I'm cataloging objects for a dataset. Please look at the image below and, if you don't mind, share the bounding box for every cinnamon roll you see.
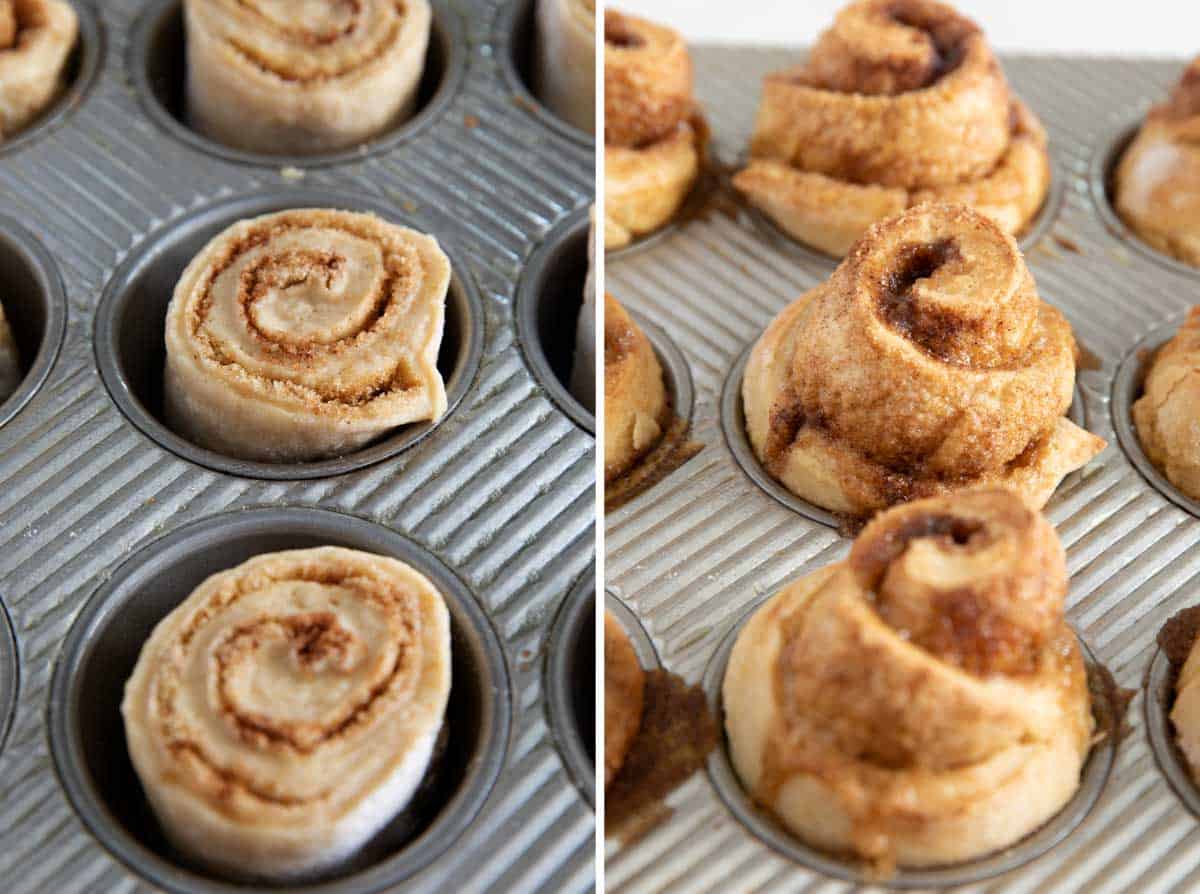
[604,11,702,250]
[122,547,452,880]
[1115,58,1200,267]
[0,0,77,140]
[733,0,1050,257]
[534,0,596,135]
[164,208,449,463]
[605,611,644,786]
[0,300,19,403]
[723,488,1093,867]
[1133,308,1200,500]
[184,0,432,155]
[605,294,666,482]
[743,204,1104,517]
[1173,618,1200,781]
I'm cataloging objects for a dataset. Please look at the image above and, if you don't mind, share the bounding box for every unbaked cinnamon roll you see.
[733,0,1050,257]
[122,547,452,880]
[743,204,1104,517]
[534,0,596,135]
[605,293,666,482]
[1133,308,1200,499]
[0,300,20,403]
[164,208,449,463]
[605,611,644,786]
[604,10,702,250]
[184,0,432,155]
[724,488,1093,868]
[0,0,77,140]
[1115,58,1200,267]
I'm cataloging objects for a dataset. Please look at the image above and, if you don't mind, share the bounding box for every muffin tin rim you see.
[544,568,596,808]
[0,596,18,760]
[45,503,515,894]
[125,0,469,170]
[1145,645,1200,821]
[92,187,487,482]
[0,213,70,434]
[700,602,1118,890]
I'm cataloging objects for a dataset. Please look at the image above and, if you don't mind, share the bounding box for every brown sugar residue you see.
[605,669,718,841]
[1054,234,1083,255]
[1158,606,1200,670]
[463,114,479,129]
[1088,656,1135,748]
[605,412,702,512]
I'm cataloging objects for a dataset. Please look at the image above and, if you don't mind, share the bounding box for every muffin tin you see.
[0,1,594,892]
[607,49,1200,893]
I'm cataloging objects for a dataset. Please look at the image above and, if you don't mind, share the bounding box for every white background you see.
[619,1,1199,54]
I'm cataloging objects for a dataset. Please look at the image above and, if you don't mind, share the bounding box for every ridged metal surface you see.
[607,48,1200,894]
[0,1,595,892]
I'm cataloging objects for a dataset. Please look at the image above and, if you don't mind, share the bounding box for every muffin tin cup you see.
[1111,314,1200,517]
[515,204,594,433]
[604,590,660,671]
[1145,646,1200,819]
[1088,119,1200,281]
[544,570,596,807]
[701,605,1117,890]
[497,0,595,147]
[0,214,69,432]
[0,597,17,760]
[47,506,512,894]
[0,0,105,159]
[128,0,467,169]
[93,188,485,481]
[720,340,1090,529]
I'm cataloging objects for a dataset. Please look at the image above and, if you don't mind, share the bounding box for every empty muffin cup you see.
[47,506,511,893]
[128,0,463,167]
[702,605,1117,889]
[544,570,595,806]
[93,189,484,480]
[721,340,1091,529]
[0,0,103,157]
[515,205,594,433]
[0,215,68,430]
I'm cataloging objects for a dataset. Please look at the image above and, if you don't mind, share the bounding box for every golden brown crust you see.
[734,0,1048,255]
[723,488,1092,867]
[1115,57,1200,267]
[604,294,668,482]
[603,10,692,149]
[742,204,1105,517]
[605,611,645,786]
[0,0,77,139]
[1133,307,1200,499]
[605,117,702,250]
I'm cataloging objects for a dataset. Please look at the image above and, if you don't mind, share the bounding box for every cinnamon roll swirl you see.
[605,294,667,482]
[1115,58,1200,267]
[0,0,77,140]
[534,0,596,135]
[733,0,1050,257]
[122,547,452,880]
[0,300,19,403]
[743,204,1104,517]
[164,208,449,463]
[723,488,1093,867]
[1133,308,1200,500]
[184,0,432,155]
[604,10,702,250]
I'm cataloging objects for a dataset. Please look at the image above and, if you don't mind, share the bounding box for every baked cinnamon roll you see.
[122,547,452,880]
[1133,308,1200,499]
[534,0,596,135]
[1115,58,1200,267]
[733,0,1050,257]
[605,294,666,482]
[0,300,20,403]
[605,611,644,786]
[743,204,1104,517]
[0,0,77,140]
[604,11,702,250]
[184,0,432,155]
[724,488,1093,867]
[164,208,449,463]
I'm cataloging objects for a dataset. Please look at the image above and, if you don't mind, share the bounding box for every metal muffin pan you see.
[1145,646,1200,822]
[701,608,1117,890]
[128,0,466,169]
[545,569,596,806]
[48,506,511,894]
[0,1,595,892]
[92,188,486,481]
[607,50,1200,894]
